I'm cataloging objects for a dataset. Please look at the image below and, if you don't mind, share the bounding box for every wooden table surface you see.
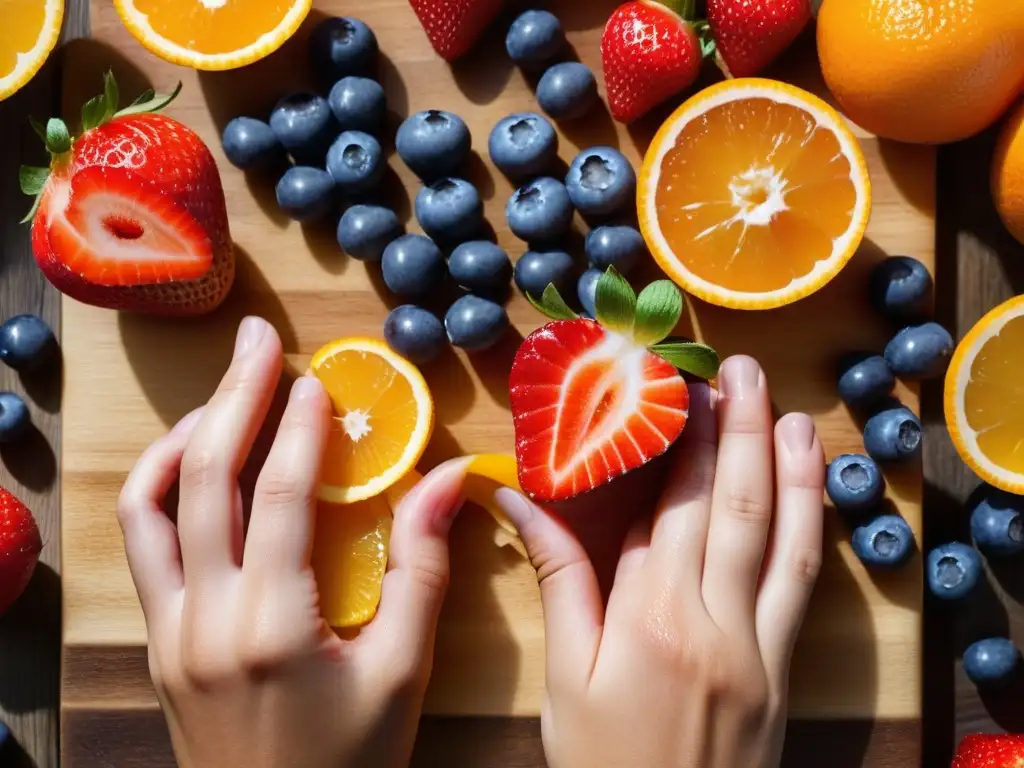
[0,3,1021,766]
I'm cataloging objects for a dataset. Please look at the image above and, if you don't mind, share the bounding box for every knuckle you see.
[791,548,823,586]
[116,487,139,533]
[180,641,234,690]
[410,556,449,594]
[724,487,771,523]
[255,471,311,510]
[180,447,222,493]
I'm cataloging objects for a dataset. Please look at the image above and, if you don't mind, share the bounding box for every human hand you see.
[117,317,468,768]
[497,355,826,768]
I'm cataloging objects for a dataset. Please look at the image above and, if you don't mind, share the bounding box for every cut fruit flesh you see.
[945,295,1024,493]
[114,0,311,70]
[639,78,871,309]
[45,167,214,286]
[311,338,434,505]
[0,0,63,102]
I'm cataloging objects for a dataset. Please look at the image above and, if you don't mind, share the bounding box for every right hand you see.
[496,356,826,768]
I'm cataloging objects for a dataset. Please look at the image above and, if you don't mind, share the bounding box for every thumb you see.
[494,488,604,695]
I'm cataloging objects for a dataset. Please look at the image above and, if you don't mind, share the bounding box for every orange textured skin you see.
[818,0,1024,145]
[993,99,1024,247]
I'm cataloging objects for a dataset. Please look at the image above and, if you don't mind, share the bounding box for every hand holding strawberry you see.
[0,488,41,617]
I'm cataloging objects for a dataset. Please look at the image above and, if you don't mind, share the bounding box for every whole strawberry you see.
[708,0,811,78]
[20,72,234,316]
[510,268,719,502]
[408,0,504,62]
[953,733,1024,768]
[601,0,708,124]
[0,487,42,617]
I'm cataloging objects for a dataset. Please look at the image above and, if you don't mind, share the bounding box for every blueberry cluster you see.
[0,314,56,444]
[505,10,599,123]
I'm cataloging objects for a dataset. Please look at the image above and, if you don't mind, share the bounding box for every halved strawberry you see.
[510,269,719,502]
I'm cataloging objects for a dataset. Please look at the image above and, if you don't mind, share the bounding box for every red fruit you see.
[952,733,1024,767]
[601,1,703,124]
[510,319,690,502]
[708,0,811,78]
[408,0,504,62]
[22,76,234,316]
[0,488,42,617]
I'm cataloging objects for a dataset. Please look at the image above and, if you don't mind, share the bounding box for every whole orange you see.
[993,99,1024,247]
[817,0,1024,144]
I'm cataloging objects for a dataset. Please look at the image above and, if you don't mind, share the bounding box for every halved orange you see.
[113,0,310,71]
[311,338,434,505]
[945,296,1024,494]
[638,78,872,310]
[0,0,63,102]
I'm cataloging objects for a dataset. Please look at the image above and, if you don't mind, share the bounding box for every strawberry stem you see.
[648,0,696,21]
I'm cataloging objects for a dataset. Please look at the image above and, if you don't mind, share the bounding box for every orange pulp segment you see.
[0,0,63,102]
[639,78,871,309]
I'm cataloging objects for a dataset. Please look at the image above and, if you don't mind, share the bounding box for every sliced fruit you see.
[638,78,871,310]
[311,338,434,504]
[0,0,63,102]
[944,295,1024,494]
[113,0,311,71]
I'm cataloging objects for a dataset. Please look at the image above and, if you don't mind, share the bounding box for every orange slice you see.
[638,78,872,310]
[113,0,310,71]
[945,296,1024,494]
[0,0,63,102]
[311,338,434,505]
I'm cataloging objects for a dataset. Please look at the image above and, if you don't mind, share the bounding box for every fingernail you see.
[290,375,323,402]
[719,355,763,399]
[778,413,816,455]
[234,316,267,359]
[494,487,535,530]
[171,407,204,436]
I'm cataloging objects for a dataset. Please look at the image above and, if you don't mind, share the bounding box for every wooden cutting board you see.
[60,1,933,765]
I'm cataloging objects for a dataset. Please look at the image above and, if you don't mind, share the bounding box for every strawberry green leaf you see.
[115,82,182,117]
[128,88,155,108]
[28,116,47,142]
[45,118,71,155]
[633,280,683,346]
[19,166,49,196]
[81,95,107,132]
[650,342,720,380]
[102,70,119,123]
[594,266,636,334]
[526,283,579,321]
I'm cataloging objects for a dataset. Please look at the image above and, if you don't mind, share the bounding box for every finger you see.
[614,511,652,587]
[245,376,331,577]
[757,413,825,682]
[647,383,719,596]
[497,487,604,694]
[118,408,203,622]
[702,356,774,634]
[178,317,283,586]
[365,458,470,676]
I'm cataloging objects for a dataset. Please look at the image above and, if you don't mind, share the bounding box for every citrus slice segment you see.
[311,338,434,505]
[639,78,872,310]
[945,295,1024,494]
[113,0,310,71]
[0,0,63,102]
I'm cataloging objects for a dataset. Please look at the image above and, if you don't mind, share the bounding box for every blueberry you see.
[0,719,8,749]
[448,241,512,294]
[926,542,981,600]
[269,93,337,165]
[384,305,447,364]
[837,353,895,409]
[396,110,471,182]
[851,514,915,568]
[971,489,1024,556]
[328,77,387,135]
[884,322,955,380]
[506,10,565,70]
[585,225,645,274]
[488,113,558,181]
[221,117,283,171]
[577,268,601,317]
[963,638,1021,687]
[0,392,30,444]
[381,234,446,298]
[515,249,575,297]
[309,17,378,81]
[566,147,636,217]
[445,295,510,351]
[337,205,402,262]
[864,406,922,463]
[415,178,483,245]
[869,256,933,321]
[826,453,885,513]
[506,177,575,243]
[326,131,384,195]
[536,62,598,121]
[275,166,336,222]
[0,314,56,371]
